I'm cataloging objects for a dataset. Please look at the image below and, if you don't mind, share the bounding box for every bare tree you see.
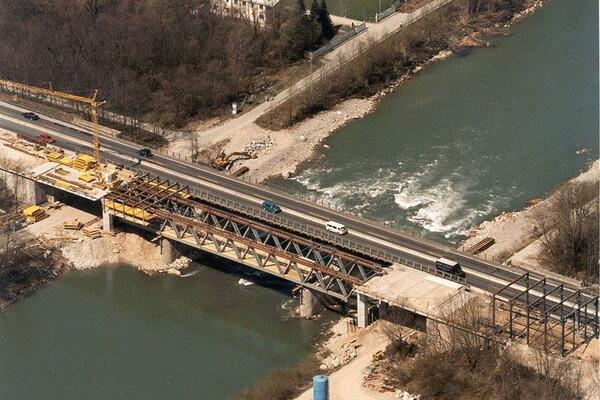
[534,182,599,283]
[427,294,496,370]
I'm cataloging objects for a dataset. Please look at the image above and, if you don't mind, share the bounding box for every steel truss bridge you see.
[105,174,385,301]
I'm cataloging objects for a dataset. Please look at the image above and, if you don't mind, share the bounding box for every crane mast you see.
[0,79,107,180]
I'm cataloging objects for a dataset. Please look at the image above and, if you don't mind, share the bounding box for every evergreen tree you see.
[308,0,323,43]
[281,0,320,60]
[309,0,321,21]
[318,0,336,39]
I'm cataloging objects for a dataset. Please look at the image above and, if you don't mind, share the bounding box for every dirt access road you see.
[197,0,457,143]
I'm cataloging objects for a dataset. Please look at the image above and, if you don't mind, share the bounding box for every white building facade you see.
[211,0,282,26]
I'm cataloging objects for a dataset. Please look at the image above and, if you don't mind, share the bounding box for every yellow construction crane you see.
[0,79,107,180]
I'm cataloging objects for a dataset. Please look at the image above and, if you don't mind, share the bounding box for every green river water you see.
[272,0,599,243]
[1,0,597,398]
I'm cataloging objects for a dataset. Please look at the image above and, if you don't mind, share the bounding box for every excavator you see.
[210,149,254,171]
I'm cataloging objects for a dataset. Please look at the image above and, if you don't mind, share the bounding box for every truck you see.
[435,257,466,279]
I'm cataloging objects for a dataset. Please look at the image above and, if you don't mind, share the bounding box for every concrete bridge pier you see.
[33,182,49,205]
[357,292,370,328]
[160,238,179,263]
[101,201,114,232]
[299,288,324,318]
[378,300,389,318]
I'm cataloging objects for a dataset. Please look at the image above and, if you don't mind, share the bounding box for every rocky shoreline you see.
[60,230,191,276]
[461,159,599,282]
[182,0,549,184]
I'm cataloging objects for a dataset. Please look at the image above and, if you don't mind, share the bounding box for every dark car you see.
[22,112,40,121]
[137,148,152,158]
[262,200,281,214]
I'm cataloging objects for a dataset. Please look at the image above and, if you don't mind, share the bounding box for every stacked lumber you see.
[79,173,96,183]
[72,154,96,172]
[63,221,83,231]
[466,237,495,254]
[47,152,63,163]
[22,205,48,222]
[82,227,102,239]
[59,156,74,166]
[83,217,100,227]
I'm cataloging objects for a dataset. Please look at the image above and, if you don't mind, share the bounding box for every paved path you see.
[330,14,364,27]
[294,332,394,400]
[199,0,456,141]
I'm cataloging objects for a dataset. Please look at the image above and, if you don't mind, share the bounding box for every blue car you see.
[262,200,281,213]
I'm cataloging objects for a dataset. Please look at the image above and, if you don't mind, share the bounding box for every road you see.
[198,0,457,141]
[1,101,595,314]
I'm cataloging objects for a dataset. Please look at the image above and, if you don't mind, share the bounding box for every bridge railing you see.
[125,166,467,286]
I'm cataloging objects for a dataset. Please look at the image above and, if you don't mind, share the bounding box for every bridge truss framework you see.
[492,272,599,356]
[104,174,385,301]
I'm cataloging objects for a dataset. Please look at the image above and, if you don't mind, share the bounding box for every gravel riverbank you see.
[461,159,599,279]
[164,0,548,183]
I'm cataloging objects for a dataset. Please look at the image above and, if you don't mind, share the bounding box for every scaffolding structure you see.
[492,272,599,356]
[105,174,385,300]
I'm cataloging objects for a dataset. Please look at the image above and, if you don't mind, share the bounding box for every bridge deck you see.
[357,263,469,319]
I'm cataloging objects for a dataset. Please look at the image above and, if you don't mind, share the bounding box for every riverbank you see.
[292,310,599,400]
[461,159,599,282]
[167,0,547,183]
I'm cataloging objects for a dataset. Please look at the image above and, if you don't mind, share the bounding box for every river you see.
[0,263,325,399]
[1,0,597,399]
[272,0,599,243]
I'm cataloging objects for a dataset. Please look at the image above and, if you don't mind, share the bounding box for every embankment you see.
[183,0,547,183]
[462,159,599,282]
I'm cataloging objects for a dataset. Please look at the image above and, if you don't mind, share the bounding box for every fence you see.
[0,80,172,139]
[308,22,367,61]
[375,0,402,22]
[262,0,457,120]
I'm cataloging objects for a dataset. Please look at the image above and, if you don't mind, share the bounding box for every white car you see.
[325,221,348,235]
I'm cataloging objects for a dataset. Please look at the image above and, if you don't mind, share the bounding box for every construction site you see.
[0,78,597,400]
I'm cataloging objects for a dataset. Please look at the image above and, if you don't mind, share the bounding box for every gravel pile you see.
[320,338,360,369]
[244,135,274,157]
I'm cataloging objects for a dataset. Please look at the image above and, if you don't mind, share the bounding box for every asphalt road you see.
[0,102,595,310]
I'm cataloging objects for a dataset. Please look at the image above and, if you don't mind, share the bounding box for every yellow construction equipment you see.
[211,150,254,171]
[0,79,107,181]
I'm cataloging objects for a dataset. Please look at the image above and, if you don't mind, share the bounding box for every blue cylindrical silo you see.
[313,375,329,400]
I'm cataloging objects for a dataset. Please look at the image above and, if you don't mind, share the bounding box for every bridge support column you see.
[160,238,178,263]
[33,182,49,205]
[357,293,369,328]
[299,288,323,319]
[378,300,389,318]
[102,201,114,233]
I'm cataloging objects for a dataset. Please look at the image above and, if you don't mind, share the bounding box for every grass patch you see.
[235,353,323,400]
